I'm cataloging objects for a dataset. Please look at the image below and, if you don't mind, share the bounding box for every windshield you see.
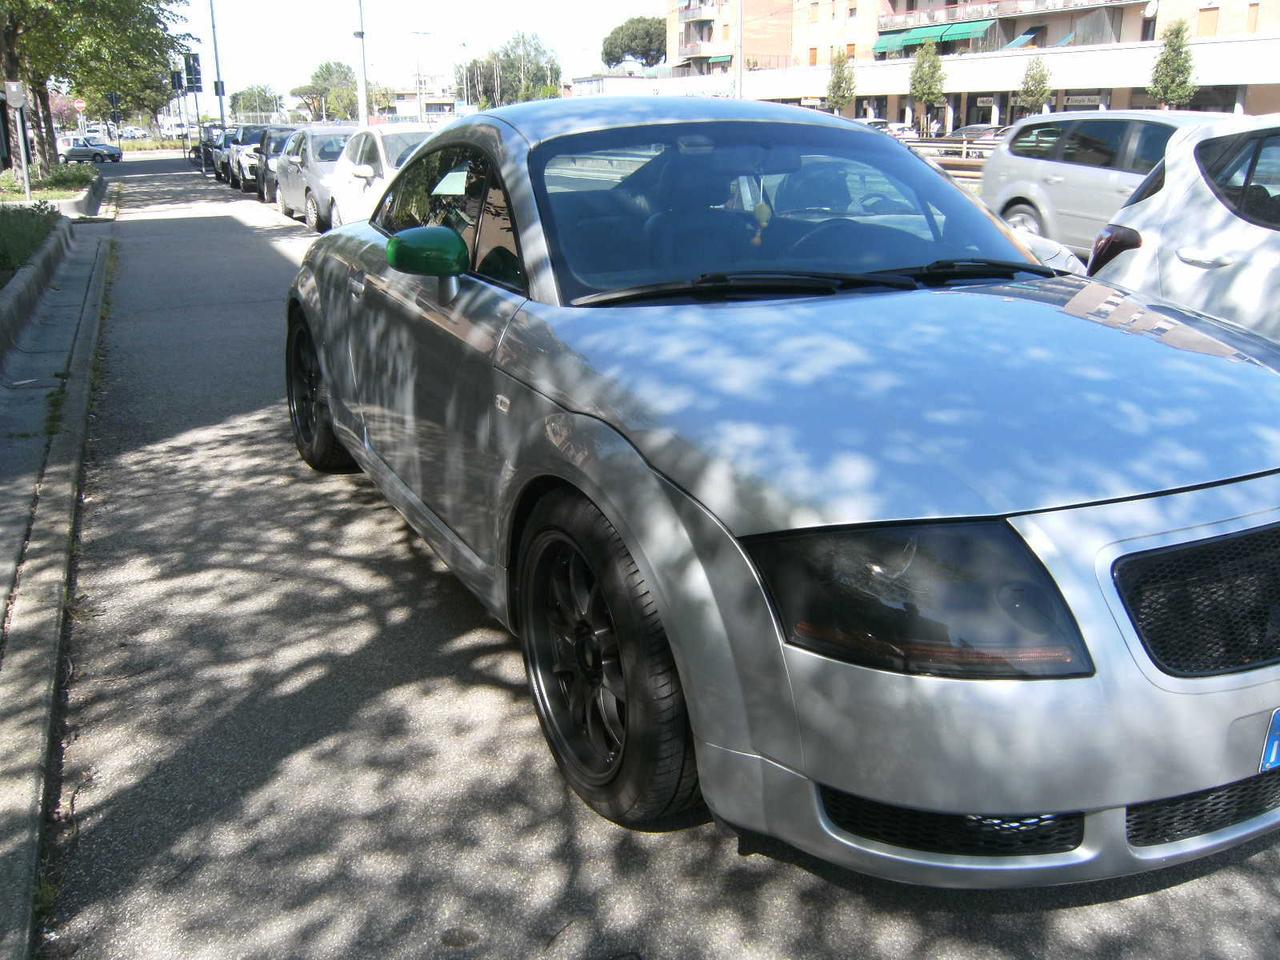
[528,121,1027,303]
[383,131,430,169]
[311,133,351,162]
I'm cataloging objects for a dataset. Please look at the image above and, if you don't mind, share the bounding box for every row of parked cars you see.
[202,122,436,233]
[981,108,1280,339]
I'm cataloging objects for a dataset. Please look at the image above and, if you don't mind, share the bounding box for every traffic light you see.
[110,111,123,125]
[106,91,121,108]
[184,53,203,93]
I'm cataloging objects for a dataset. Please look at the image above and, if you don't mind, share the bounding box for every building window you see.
[809,47,819,65]
[846,42,856,57]
[1141,16,1157,40]
[809,2,819,22]
[1197,6,1219,36]
[1249,3,1260,31]
[848,5,857,16]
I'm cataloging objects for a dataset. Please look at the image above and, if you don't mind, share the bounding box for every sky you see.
[174,0,665,105]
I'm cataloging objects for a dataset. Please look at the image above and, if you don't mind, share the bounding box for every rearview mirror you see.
[286,155,301,165]
[352,163,376,180]
[386,226,468,278]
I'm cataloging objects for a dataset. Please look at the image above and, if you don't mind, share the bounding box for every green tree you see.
[230,84,279,117]
[827,49,854,115]
[367,82,395,116]
[1014,56,1052,114]
[289,82,325,119]
[456,33,560,108]
[1148,19,1197,108]
[292,61,357,119]
[601,16,666,68]
[908,40,946,136]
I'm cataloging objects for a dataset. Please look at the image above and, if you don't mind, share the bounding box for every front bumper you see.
[698,471,1280,887]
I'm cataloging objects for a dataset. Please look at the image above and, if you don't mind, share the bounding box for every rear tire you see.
[286,321,355,472]
[214,165,224,183]
[93,153,104,163]
[229,166,240,189]
[277,182,291,217]
[240,170,255,193]
[1003,201,1045,236]
[305,192,327,233]
[330,201,343,229]
[517,489,700,826]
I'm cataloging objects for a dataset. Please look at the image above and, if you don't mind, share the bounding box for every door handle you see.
[348,272,366,301]
[1175,247,1234,269]
[1042,175,1064,185]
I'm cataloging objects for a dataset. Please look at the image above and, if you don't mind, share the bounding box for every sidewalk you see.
[0,227,110,960]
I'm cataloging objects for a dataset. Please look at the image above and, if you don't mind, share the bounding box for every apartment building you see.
[657,0,1280,131]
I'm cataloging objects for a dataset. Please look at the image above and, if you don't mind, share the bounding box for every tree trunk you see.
[33,79,55,176]
[2,15,21,173]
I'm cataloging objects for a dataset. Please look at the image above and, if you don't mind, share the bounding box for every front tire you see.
[1003,201,1045,236]
[304,192,327,233]
[517,490,700,826]
[93,153,104,163]
[277,181,291,217]
[229,166,240,189]
[330,201,343,228]
[286,322,355,472]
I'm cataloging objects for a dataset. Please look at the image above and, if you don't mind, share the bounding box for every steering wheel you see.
[788,218,866,259]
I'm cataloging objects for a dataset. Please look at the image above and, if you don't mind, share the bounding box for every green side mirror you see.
[386,226,469,277]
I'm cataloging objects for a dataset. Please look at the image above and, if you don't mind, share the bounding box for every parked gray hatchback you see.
[981,109,1226,254]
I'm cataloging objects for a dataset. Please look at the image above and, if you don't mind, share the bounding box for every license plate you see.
[1262,709,1280,773]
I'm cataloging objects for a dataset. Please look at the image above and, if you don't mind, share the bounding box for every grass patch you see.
[0,202,60,284]
[0,166,97,202]
[121,138,186,151]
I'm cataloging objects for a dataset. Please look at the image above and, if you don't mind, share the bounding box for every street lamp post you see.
[209,0,226,127]
[354,0,369,125]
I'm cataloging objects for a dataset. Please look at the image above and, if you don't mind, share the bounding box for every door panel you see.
[1054,120,1138,251]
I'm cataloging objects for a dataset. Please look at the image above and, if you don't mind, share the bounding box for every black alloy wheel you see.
[518,490,700,825]
[285,322,354,472]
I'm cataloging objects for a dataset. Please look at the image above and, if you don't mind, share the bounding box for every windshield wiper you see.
[879,258,1061,283]
[571,270,917,307]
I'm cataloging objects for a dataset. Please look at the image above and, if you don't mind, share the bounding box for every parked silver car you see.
[981,110,1227,254]
[274,125,355,232]
[287,96,1280,888]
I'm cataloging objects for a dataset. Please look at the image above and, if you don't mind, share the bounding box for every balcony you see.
[879,0,1142,32]
[678,3,718,22]
[679,39,731,58]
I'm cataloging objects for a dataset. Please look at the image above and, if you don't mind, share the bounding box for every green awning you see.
[873,32,906,54]
[900,24,950,47]
[707,54,732,63]
[941,19,994,41]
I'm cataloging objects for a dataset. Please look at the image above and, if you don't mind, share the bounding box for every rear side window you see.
[1199,134,1280,230]
[1009,123,1064,159]
[1128,122,1174,174]
[1060,120,1129,169]
[1123,160,1165,207]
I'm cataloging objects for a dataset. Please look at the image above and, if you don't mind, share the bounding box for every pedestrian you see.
[929,115,941,138]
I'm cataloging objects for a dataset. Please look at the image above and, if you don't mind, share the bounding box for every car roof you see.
[468,96,862,147]
[302,125,357,135]
[1163,111,1280,140]
[1008,109,1236,132]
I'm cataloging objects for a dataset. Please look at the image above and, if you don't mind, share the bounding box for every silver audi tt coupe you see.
[286,96,1280,887]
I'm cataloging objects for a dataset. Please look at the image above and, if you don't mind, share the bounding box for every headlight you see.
[745,521,1092,679]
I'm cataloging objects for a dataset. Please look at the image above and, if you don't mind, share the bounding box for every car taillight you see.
[1087,224,1142,276]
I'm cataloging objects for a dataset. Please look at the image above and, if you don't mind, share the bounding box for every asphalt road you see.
[38,154,1280,960]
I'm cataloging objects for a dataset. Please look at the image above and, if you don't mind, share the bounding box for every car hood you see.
[497,276,1280,536]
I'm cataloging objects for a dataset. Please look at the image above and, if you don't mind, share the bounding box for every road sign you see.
[74,98,86,113]
[4,81,26,110]
[213,80,225,97]
[171,71,184,91]
[184,53,203,93]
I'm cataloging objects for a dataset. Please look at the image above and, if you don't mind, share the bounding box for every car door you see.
[356,134,389,221]
[347,143,529,559]
[279,132,305,208]
[1052,119,1139,251]
[1160,131,1280,339]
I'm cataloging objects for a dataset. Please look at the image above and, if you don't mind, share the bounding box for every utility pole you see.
[354,0,369,125]
[735,0,745,99]
[209,0,226,127]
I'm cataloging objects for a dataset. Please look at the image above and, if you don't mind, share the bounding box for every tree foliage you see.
[456,33,561,108]
[230,84,280,117]
[827,49,854,115]
[1014,56,1052,113]
[908,40,945,135]
[1148,19,1197,107]
[290,61,357,119]
[601,16,666,68]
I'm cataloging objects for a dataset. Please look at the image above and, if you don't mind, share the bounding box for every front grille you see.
[820,786,1083,857]
[1114,522,1280,677]
[1126,766,1280,847]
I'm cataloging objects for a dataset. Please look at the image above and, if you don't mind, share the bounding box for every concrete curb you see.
[0,237,108,960]
[53,177,107,220]
[0,218,74,367]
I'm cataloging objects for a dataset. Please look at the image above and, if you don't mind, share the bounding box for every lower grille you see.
[1126,766,1280,847]
[820,786,1084,857]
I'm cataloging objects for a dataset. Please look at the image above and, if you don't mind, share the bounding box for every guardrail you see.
[899,137,997,179]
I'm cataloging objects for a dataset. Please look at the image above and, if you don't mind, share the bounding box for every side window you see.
[474,174,527,293]
[1128,122,1174,175]
[1060,120,1129,169]
[360,135,383,176]
[286,134,303,158]
[377,146,486,251]
[1203,135,1280,230]
[343,133,366,165]
[1009,123,1064,160]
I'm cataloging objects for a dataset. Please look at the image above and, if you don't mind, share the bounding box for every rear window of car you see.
[1128,122,1174,175]
[1008,123,1064,159]
[1123,160,1165,207]
[1060,120,1129,169]
[1197,132,1280,230]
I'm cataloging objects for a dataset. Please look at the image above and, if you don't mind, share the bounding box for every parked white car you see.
[1090,113,1280,341]
[982,110,1229,256]
[326,124,435,227]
